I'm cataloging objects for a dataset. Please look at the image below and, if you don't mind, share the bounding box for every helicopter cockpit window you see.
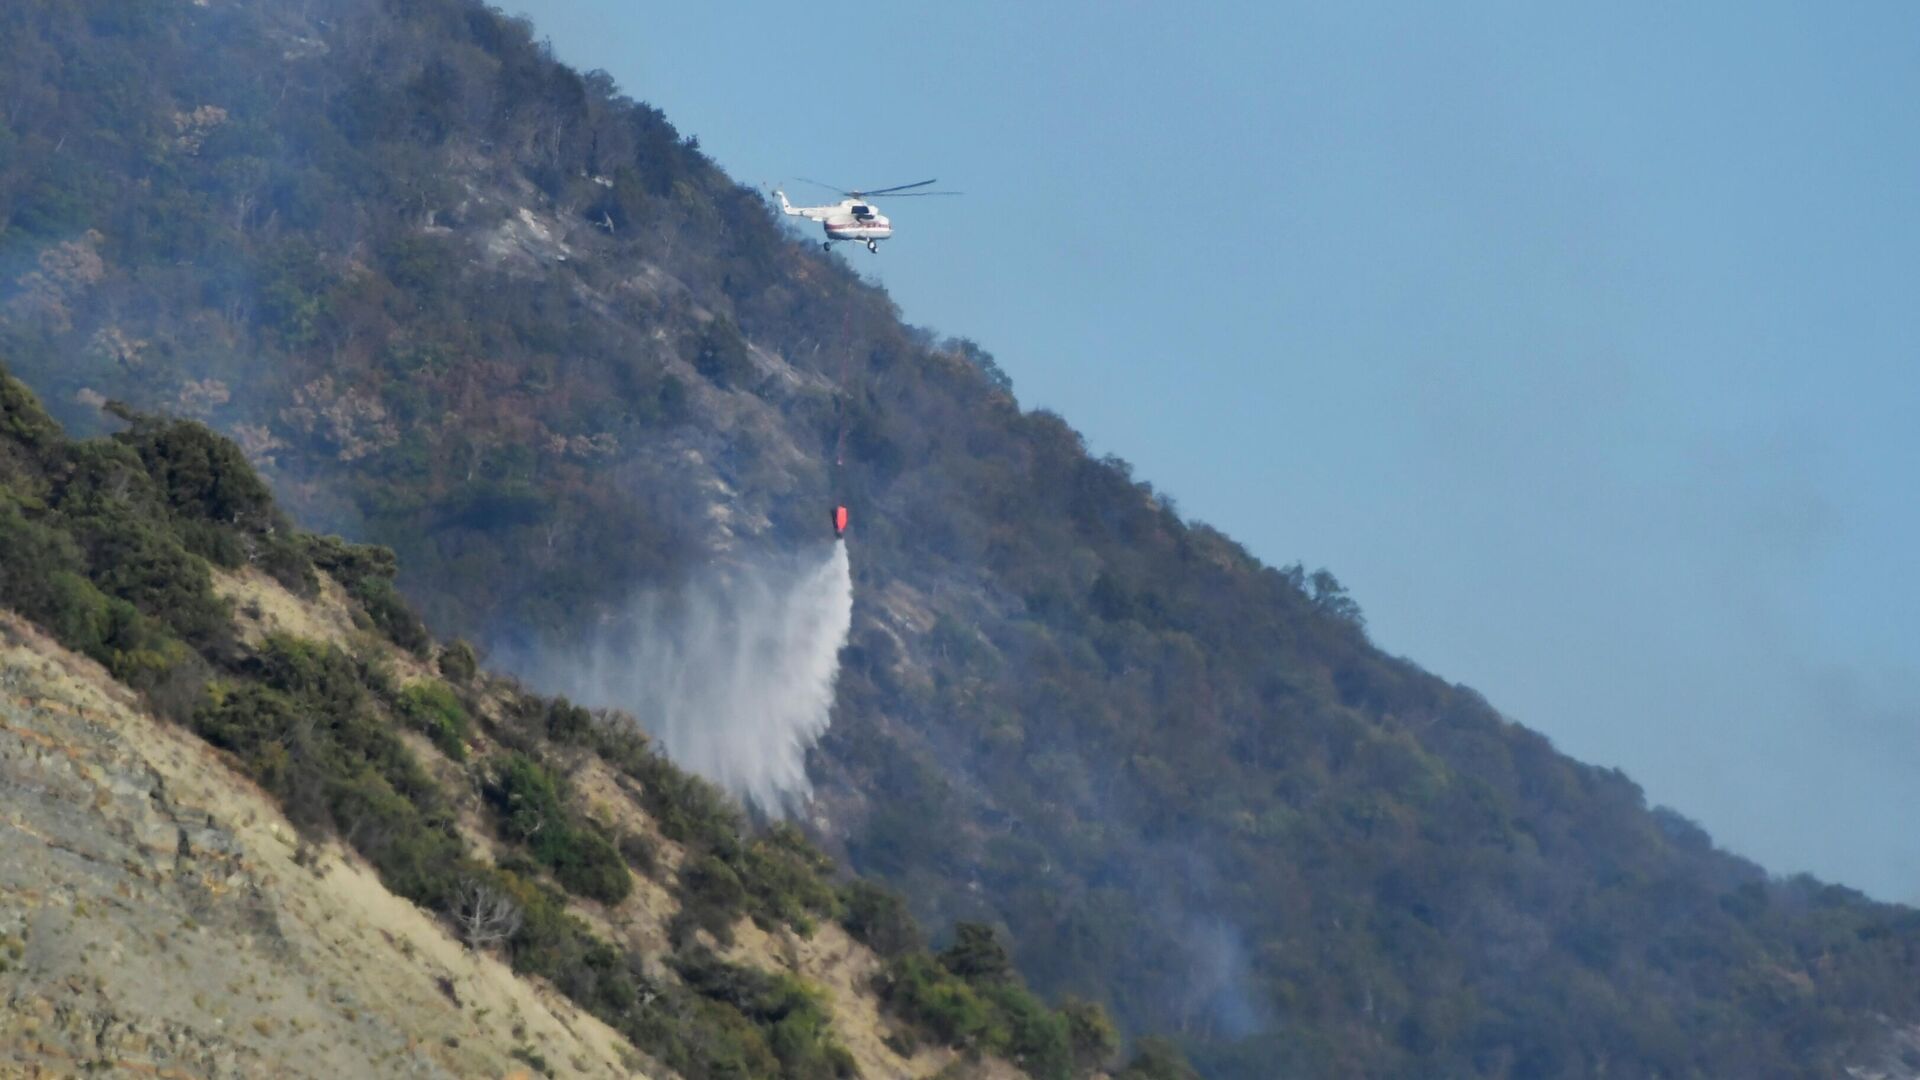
[852,204,871,217]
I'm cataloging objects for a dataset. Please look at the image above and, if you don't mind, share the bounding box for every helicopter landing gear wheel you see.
[866,239,878,253]
[823,241,832,252]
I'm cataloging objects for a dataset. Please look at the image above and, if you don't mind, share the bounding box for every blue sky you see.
[507,2,1920,902]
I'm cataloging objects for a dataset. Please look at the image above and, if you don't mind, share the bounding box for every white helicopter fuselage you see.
[775,191,893,250]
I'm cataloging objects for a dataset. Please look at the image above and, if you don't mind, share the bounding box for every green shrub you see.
[875,929,1090,1078]
[196,637,449,844]
[985,981,1072,1079]
[617,831,658,875]
[673,951,857,1080]
[255,533,321,596]
[326,769,463,906]
[492,753,569,843]
[940,922,1013,983]
[548,828,629,905]
[118,417,279,534]
[1060,998,1121,1073]
[737,823,839,932]
[840,880,922,958]
[586,722,841,938]
[32,570,113,654]
[883,952,997,1048]
[398,679,470,760]
[437,638,478,684]
[632,995,781,1080]
[54,402,283,602]
[0,520,206,710]
[0,371,62,452]
[193,682,316,819]
[0,503,87,615]
[545,696,593,742]
[508,1047,551,1077]
[487,753,632,905]
[303,536,430,654]
[48,444,235,654]
[303,535,401,584]
[349,574,432,655]
[677,853,748,941]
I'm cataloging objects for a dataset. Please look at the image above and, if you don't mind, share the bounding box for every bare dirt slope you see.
[0,613,651,1079]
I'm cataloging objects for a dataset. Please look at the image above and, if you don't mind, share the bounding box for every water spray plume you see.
[536,542,853,815]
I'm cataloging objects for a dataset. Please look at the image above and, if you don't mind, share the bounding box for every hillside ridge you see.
[1,0,1916,1075]
[0,363,1152,1077]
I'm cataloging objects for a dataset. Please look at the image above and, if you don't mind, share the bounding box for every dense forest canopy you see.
[3,1,1917,1075]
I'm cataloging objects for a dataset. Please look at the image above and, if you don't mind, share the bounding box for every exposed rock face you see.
[0,614,646,1078]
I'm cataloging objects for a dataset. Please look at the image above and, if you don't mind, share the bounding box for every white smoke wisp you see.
[546,542,853,816]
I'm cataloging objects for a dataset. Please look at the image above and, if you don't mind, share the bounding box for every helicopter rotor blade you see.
[790,177,957,199]
[855,178,940,197]
[795,177,854,196]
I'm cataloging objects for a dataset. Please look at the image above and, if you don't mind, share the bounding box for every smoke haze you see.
[535,542,853,815]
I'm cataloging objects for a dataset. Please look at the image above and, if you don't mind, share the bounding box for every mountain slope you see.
[0,366,1137,1078]
[3,1,1917,1075]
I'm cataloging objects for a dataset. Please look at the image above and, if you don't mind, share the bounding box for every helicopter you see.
[773,178,960,253]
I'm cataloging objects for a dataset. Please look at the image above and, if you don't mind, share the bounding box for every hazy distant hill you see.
[3,1,1917,1075]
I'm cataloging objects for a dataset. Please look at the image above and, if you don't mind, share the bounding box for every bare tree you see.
[451,877,522,952]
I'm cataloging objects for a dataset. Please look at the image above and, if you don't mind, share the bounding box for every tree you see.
[841,881,922,958]
[940,922,1013,984]
[452,875,523,951]
[1060,997,1120,1073]
[1309,568,1365,628]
